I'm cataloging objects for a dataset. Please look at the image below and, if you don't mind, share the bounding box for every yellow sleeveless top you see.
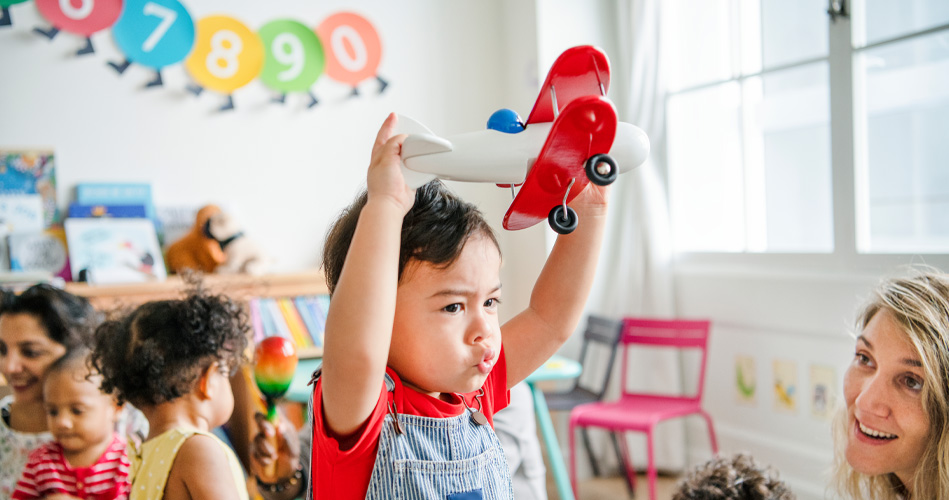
[127,428,249,500]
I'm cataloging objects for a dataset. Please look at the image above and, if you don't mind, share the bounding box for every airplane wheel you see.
[585,154,618,186]
[548,205,578,234]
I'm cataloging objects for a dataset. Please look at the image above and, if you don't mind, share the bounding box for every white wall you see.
[0,0,545,291]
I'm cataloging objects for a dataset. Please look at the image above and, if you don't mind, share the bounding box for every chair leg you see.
[646,429,658,500]
[612,431,636,496]
[701,411,719,454]
[581,428,600,477]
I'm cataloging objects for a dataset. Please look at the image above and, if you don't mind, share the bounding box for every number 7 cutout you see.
[33,0,123,56]
[109,0,195,89]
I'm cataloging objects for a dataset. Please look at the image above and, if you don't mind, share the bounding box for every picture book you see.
[64,218,166,284]
[8,227,71,281]
[0,150,59,226]
[0,194,46,271]
[249,294,330,357]
[75,182,164,243]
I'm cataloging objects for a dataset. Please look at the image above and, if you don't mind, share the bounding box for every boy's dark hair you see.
[0,284,99,351]
[89,286,249,407]
[673,453,795,500]
[322,180,500,295]
[46,345,93,380]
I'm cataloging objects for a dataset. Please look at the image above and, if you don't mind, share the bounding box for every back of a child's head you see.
[90,286,249,407]
[0,284,99,350]
[673,453,795,500]
[322,180,499,294]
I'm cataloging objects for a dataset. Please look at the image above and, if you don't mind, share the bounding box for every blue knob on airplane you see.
[487,108,525,134]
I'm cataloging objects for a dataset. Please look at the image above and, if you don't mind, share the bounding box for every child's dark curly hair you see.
[322,180,499,295]
[89,285,249,407]
[673,453,795,500]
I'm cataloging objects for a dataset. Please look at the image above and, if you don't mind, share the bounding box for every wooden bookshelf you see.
[64,270,328,358]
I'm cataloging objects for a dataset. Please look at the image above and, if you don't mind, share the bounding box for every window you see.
[664,0,949,255]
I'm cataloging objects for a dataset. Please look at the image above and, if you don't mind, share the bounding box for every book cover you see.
[0,150,59,226]
[75,182,164,243]
[8,227,71,281]
[68,203,148,218]
[64,218,167,284]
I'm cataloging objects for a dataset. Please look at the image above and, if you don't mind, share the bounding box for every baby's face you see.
[389,234,503,397]
[44,370,118,457]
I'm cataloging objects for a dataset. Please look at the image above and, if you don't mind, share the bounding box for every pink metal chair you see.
[568,318,718,500]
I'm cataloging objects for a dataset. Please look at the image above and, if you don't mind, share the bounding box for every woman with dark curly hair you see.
[0,284,104,499]
[90,286,250,500]
[673,453,794,500]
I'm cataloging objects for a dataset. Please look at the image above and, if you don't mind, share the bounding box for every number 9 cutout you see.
[258,19,325,108]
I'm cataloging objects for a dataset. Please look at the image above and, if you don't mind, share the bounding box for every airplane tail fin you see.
[396,114,453,188]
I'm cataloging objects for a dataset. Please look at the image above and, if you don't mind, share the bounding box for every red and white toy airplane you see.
[398,45,649,234]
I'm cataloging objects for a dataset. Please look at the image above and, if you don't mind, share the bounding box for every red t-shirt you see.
[310,348,509,500]
[12,433,130,500]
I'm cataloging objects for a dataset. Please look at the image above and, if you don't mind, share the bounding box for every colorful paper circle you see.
[34,0,123,36]
[111,0,194,69]
[316,12,381,86]
[185,15,263,94]
[258,19,325,93]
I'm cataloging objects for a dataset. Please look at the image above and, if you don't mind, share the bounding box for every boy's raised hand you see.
[367,113,414,214]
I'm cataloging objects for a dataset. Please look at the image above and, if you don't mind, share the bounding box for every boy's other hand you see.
[367,112,414,215]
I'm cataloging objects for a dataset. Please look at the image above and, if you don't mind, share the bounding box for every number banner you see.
[34,0,123,36]
[112,0,194,69]
[317,11,382,86]
[185,15,263,94]
[0,0,30,7]
[258,19,325,93]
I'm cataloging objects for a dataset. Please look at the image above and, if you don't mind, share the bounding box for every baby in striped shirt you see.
[12,348,130,500]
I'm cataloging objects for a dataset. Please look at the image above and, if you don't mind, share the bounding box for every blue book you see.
[68,203,147,218]
[75,183,163,242]
[257,298,278,337]
[294,296,321,347]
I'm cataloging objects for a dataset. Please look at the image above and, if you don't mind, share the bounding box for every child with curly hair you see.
[90,287,250,500]
[672,453,795,500]
[13,348,129,500]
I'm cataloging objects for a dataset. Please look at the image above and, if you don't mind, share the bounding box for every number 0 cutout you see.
[316,12,381,86]
[185,15,263,94]
[34,0,123,36]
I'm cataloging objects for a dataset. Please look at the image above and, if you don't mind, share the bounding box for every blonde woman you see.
[833,269,949,499]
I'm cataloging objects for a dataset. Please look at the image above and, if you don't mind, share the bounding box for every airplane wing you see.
[503,95,618,231]
[524,46,611,126]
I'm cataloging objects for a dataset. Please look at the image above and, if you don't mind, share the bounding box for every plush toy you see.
[165,204,227,274]
[206,210,270,275]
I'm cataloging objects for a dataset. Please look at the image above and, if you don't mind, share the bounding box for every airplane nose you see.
[610,123,650,173]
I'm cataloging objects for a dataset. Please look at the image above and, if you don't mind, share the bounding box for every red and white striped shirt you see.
[12,433,130,500]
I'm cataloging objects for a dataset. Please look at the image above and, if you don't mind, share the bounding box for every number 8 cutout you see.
[316,11,387,96]
[33,0,123,56]
[258,19,325,108]
[109,0,195,88]
[185,15,263,111]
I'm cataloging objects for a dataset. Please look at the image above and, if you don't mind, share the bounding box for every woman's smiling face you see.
[843,308,930,487]
[0,313,66,405]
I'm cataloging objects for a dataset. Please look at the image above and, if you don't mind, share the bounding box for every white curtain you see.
[579,0,687,477]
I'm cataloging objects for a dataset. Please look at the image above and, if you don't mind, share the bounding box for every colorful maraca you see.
[254,336,298,478]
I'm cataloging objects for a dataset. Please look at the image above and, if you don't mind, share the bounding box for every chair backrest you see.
[573,314,624,398]
[619,317,712,402]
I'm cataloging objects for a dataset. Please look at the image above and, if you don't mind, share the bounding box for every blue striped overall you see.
[306,373,513,499]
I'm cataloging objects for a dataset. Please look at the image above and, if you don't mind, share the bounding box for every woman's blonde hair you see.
[832,268,949,499]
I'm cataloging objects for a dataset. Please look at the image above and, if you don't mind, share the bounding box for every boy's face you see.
[390,234,503,397]
[44,370,119,457]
